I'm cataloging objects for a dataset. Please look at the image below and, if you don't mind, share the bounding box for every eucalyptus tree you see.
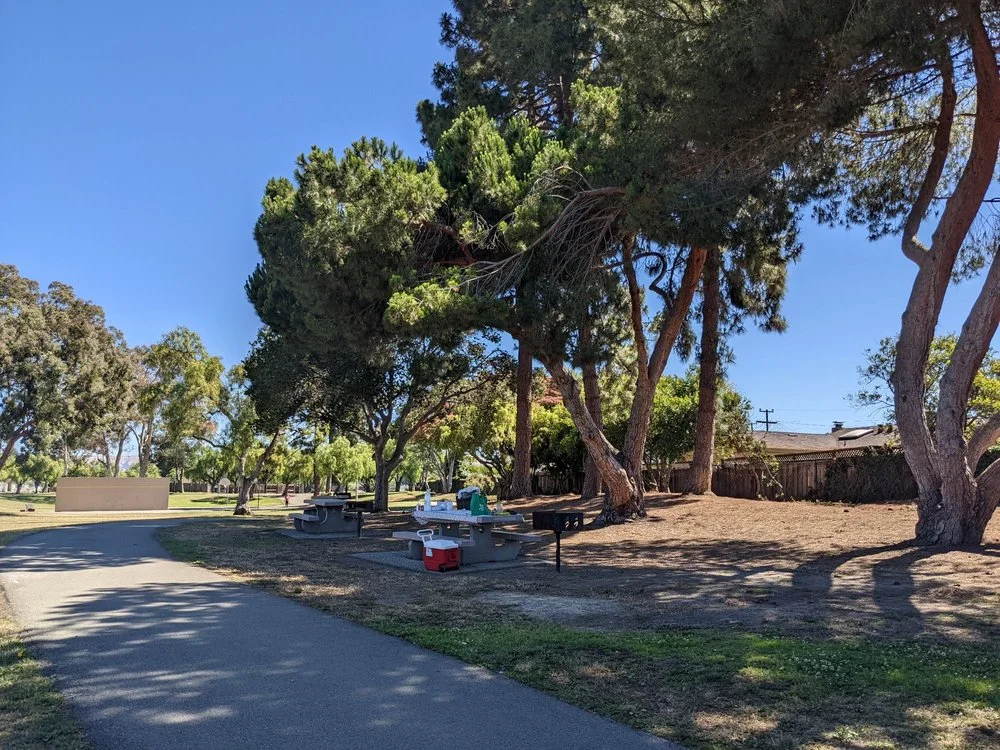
[130,327,224,478]
[0,265,128,474]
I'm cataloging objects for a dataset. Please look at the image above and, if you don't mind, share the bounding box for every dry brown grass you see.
[159,494,1000,749]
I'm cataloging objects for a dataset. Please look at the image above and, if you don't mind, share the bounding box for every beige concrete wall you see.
[55,477,170,512]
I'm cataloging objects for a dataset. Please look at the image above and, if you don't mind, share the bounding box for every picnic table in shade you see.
[288,496,371,536]
[393,508,545,564]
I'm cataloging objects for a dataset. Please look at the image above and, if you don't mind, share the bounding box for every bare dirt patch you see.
[506,494,1000,640]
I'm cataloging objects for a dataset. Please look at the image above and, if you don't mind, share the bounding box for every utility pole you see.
[756,408,778,432]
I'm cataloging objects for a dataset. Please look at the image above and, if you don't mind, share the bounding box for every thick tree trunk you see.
[543,355,643,519]
[895,11,1000,545]
[580,356,604,500]
[509,341,533,499]
[372,449,401,512]
[687,247,722,495]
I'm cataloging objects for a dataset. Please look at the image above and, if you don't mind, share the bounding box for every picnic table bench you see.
[289,496,367,536]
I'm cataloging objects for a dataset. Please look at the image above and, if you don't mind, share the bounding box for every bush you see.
[817,447,917,503]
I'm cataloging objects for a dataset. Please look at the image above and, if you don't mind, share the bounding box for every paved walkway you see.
[0,521,676,749]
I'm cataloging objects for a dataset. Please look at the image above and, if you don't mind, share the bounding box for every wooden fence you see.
[669,447,917,502]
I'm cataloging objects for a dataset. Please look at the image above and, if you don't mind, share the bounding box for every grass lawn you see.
[158,494,1000,750]
[167,492,288,508]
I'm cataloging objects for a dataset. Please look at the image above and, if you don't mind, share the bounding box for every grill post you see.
[555,530,561,572]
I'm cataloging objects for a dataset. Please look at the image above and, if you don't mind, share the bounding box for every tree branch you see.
[901,52,955,265]
[968,412,1000,467]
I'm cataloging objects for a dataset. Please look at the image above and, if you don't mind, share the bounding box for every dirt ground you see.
[435,493,1000,640]
[171,494,1000,642]
[503,493,1000,639]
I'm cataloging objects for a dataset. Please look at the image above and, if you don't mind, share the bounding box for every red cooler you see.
[423,538,460,572]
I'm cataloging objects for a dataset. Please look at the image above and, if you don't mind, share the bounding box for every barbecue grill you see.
[532,511,584,571]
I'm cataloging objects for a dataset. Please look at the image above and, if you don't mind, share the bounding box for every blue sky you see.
[0,1,987,432]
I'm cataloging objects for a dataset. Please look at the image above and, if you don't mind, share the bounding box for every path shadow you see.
[33,581,665,748]
[0,523,182,573]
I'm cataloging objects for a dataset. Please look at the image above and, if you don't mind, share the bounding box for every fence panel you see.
[668,447,917,503]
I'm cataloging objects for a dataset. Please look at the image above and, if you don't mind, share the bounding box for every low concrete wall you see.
[55,477,169,512]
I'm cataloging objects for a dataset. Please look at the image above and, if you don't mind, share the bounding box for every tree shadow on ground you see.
[32,580,664,749]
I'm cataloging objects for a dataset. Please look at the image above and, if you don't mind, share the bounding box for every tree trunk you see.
[138,421,152,478]
[234,431,282,516]
[580,356,604,500]
[113,436,125,477]
[543,355,642,519]
[687,247,722,495]
[893,9,1000,546]
[312,453,320,497]
[535,246,707,523]
[509,341,533,499]
[102,438,113,477]
[0,434,19,473]
[372,449,401,512]
[443,455,455,494]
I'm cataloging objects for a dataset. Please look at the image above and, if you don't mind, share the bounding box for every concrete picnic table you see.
[289,496,368,536]
[404,508,540,564]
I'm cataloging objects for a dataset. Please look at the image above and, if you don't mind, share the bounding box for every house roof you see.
[753,426,895,455]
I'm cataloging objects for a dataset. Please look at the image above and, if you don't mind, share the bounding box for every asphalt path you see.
[0,521,678,749]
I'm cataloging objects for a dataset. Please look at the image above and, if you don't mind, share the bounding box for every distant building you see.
[747,423,897,457]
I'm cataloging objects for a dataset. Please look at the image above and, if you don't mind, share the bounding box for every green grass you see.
[167,492,287,508]
[362,621,1000,748]
[0,493,55,506]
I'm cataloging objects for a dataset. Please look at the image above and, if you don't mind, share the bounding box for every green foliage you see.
[21,454,61,489]
[0,265,130,470]
[315,437,374,488]
[250,138,446,354]
[189,445,227,487]
[122,461,159,478]
[435,107,521,224]
[817,447,918,504]
[417,0,600,146]
[531,403,585,479]
[853,334,1000,435]
[143,328,223,441]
